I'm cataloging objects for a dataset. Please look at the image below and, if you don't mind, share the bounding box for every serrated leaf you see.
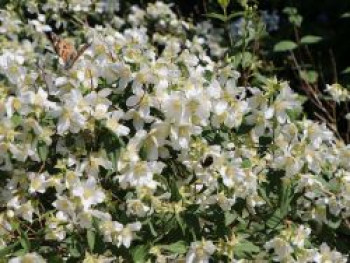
[266,209,284,229]
[132,245,148,263]
[160,241,187,254]
[300,35,322,45]
[273,41,298,52]
[87,229,95,252]
[280,181,293,215]
[234,240,260,258]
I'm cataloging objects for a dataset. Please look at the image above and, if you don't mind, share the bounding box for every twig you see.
[314,112,341,139]
[290,51,336,125]
[38,162,45,174]
[345,102,350,143]
[329,49,338,84]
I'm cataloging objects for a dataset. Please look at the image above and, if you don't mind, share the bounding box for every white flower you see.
[52,89,89,135]
[9,252,46,263]
[186,240,216,263]
[72,177,106,210]
[28,14,52,32]
[265,237,293,262]
[117,222,142,248]
[105,110,130,137]
[126,199,151,217]
[100,220,141,248]
[52,195,76,218]
[69,0,92,12]
[291,225,311,248]
[273,84,301,123]
[313,243,347,263]
[112,63,133,92]
[220,162,246,188]
[83,252,116,263]
[118,161,165,189]
[28,172,48,194]
[325,84,350,103]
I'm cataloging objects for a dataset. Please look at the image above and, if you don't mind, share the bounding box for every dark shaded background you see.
[173,0,350,80]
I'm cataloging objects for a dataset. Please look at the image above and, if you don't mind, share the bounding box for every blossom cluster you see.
[0,0,349,261]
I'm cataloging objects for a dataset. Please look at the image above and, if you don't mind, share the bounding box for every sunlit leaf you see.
[341,67,350,74]
[273,41,298,52]
[300,35,322,44]
[218,0,230,10]
[160,241,187,254]
[132,245,148,263]
[87,229,95,252]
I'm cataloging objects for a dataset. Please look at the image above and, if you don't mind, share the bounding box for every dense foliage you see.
[0,0,349,262]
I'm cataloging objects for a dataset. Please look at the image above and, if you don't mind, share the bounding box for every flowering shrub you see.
[0,0,349,262]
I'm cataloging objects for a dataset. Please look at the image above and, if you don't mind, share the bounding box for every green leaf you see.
[241,159,252,168]
[300,70,318,84]
[19,231,30,252]
[241,52,253,69]
[12,249,27,257]
[146,219,157,237]
[327,217,342,229]
[341,12,350,18]
[224,212,237,226]
[273,41,298,52]
[160,241,187,254]
[218,0,230,10]
[279,180,293,216]
[132,245,148,263]
[175,212,186,235]
[205,13,228,22]
[283,7,298,15]
[234,240,260,258]
[46,254,64,263]
[341,67,350,74]
[69,247,81,258]
[38,141,48,162]
[0,241,19,258]
[11,114,22,127]
[227,11,244,21]
[290,14,303,27]
[300,35,322,45]
[266,208,284,229]
[87,229,96,252]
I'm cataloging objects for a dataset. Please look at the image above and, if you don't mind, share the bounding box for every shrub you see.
[0,0,349,262]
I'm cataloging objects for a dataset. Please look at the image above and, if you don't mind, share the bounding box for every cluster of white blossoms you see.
[265,225,347,263]
[325,83,350,103]
[0,0,349,261]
